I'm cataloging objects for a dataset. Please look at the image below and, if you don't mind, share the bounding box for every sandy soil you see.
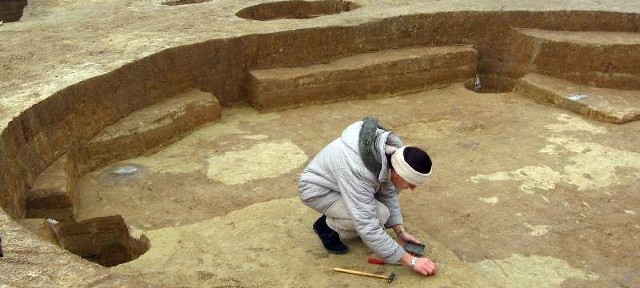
[76,84,640,287]
[1,1,640,287]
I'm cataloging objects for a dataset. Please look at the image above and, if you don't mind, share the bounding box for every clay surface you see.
[75,85,640,287]
[112,197,493,287]
[1,1,640,287]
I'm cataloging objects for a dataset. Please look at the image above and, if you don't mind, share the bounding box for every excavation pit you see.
[1,2,640,287]
[161,0,208,6]
[235,0,360,21]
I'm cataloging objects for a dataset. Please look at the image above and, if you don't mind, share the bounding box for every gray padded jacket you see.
[299,120,405,263]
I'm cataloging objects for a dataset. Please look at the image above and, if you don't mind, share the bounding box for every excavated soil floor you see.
[76,84,640,287]
[1,1,640,287]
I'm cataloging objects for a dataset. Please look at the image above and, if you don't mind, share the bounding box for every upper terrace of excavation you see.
[2,0,640,124]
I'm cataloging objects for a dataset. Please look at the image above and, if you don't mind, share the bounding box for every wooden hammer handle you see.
[333,268,389,280]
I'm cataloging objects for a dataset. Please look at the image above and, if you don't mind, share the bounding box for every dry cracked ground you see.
[1,0,639,287]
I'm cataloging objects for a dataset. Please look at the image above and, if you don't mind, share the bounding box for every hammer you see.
[334,267,396,283]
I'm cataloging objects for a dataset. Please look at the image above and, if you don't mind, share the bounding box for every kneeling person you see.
[298,117,437,276]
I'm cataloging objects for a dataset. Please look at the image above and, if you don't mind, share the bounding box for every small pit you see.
[465,75,516,94]
[48,215,150,267]
[0,0,28,22]
[161,0,208,6]
[236,0,360,21]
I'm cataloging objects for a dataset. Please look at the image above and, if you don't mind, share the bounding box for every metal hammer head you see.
[387,272,396,283]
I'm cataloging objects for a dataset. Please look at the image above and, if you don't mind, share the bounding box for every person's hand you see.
[398,230,421,246]
[412,257,437,276]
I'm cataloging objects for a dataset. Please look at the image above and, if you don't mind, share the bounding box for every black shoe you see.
[313,215,349,254]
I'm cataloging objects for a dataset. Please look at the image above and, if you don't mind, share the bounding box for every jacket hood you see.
[340,121,403,182]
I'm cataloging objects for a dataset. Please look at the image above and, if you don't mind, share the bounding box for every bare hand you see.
[412,257,437,276]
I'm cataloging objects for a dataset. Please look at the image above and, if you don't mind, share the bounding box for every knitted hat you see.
[390,146,432,186]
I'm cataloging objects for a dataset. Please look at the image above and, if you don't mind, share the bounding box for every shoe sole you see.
[327,248,349,254]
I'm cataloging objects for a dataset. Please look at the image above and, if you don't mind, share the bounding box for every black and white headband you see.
[391,146,432,186]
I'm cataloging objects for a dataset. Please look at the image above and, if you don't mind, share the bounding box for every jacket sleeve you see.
[376,182,403,228]
[332,168,405,263]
